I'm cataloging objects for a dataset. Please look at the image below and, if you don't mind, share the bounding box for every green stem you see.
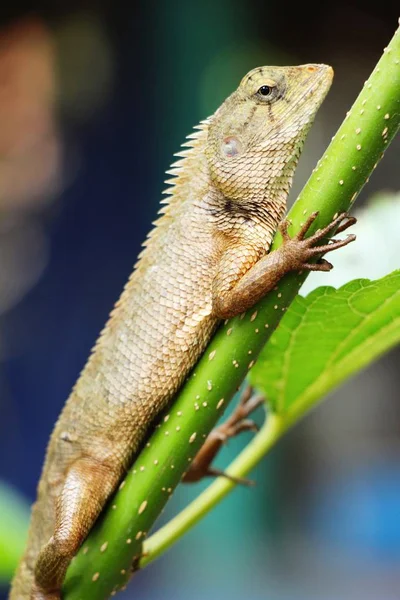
[141,335,373,569]
[64,22,400,600]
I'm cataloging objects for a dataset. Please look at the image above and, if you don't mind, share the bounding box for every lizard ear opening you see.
[220,136,243,159]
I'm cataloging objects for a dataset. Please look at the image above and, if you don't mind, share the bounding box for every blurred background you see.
[0,1,399,599]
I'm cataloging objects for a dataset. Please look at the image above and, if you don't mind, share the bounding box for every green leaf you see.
[250,271,400,416]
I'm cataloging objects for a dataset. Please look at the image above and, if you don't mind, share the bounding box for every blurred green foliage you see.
[0,482,29,584]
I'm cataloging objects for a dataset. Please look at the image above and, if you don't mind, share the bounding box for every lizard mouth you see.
[301,63,333,104]
[276,64,333,136]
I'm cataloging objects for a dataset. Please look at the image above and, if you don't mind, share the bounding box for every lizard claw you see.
[334,215,357,235]
[277,211,356,273]
[296,211,320,240]
[206,467,256,487]
[303,258,333,272]
[278,218,292,241]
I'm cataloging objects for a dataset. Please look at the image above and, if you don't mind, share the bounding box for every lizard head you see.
[206,64,333,203]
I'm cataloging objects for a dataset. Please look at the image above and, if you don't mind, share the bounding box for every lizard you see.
[10,63,356,600]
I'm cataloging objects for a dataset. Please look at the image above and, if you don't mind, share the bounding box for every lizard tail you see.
[9,494,56,600]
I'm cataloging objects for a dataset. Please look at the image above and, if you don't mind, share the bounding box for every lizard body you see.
[11,64,353,600]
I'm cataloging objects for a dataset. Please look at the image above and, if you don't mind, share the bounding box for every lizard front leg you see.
[32,457,122,600]
[182,212,355,485]
[213,212,356,319]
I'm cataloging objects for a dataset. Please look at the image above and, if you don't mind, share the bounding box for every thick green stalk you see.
[64,23,400,600]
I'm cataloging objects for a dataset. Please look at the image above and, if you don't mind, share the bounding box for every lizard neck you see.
[202,186,283,254]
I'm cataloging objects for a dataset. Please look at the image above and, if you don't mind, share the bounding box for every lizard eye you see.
[258,85,272,96]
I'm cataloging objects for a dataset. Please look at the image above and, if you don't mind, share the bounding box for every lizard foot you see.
[278,211,356,272]
[183,385,264,485]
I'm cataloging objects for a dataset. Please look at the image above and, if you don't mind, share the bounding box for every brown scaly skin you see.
[10,64,356,600]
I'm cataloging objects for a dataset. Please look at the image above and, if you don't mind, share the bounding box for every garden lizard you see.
[10,64,356,600]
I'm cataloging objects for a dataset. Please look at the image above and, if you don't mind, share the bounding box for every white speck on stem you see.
[138,500,148,514]
[189,432,197,443]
